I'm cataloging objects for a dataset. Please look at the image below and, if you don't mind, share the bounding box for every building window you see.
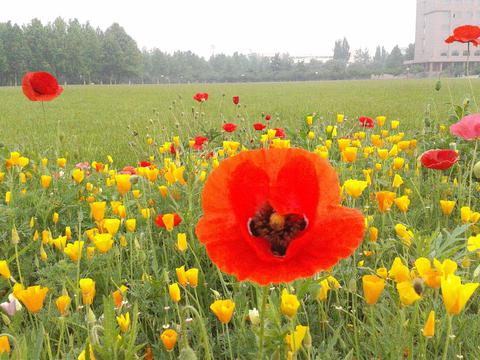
[452,50,459,56]
[474,50,480,56]
[463,50,470,56]
[441,52,448,57]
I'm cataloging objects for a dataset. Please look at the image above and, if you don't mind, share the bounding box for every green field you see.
[1,79,479,162]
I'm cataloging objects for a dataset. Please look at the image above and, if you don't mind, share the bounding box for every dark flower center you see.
[248,203,307,257]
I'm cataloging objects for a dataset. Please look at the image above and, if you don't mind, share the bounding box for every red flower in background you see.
[445,25,480,46]
[265,114,271,121]
[155,213,182,228]
[450,113,480,140]
[253,123,266,131]
[232,96,240,105]
[223,123,237,133]
[193,92,209,102]
[274,128,286,138]
[120,166,137,175]
[420,149,459,170]
[22,72,63,101]
[193,136,209,150]
[170,144,177,155]
[196,148,365,285]
[359,116,375,128]
[139,161,152,167]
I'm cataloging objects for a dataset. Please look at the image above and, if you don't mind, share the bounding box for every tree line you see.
[0,18,422,86]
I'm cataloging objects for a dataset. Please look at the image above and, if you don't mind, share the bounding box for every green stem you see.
[225,324,234,360]
[14,243,23,284]
[257,286,269,360]
[468,139,478,207]
[441,315,453,360]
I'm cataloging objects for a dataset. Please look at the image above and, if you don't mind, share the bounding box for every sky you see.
[2,0,417,59]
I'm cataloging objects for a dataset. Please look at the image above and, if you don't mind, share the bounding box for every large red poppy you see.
[193,136,209,150]
[22,72,63,101]
[223,123,237,133]
[232,96,240,105]
[420,149,459,170]
[445,25,480,46]
[253,123,266,131]
[196,148,365,285]
[193,92,209,102]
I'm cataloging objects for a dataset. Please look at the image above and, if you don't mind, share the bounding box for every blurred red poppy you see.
[194,136,209,150]
[170,144,177,155]
[22,72,63,101]
[450,113,480,140]
[120,166,137,175]
[253,123,266,131]
[155,213,182,228]
[232,96,240,105]
[274,128,286,138]
[139,161,151,168]
[420,149,459,170]
[223,123,237,133]
[193,93,209,102]
[359,116,374,128]
[445,25,480,46]
[196,148,365,285]
[265,114,271,121]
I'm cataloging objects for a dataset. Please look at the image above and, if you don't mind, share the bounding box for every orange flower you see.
[16,285,49,313]
[196,149,365,285]
[375,191,396,212]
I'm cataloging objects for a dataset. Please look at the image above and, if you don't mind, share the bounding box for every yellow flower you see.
[285,325,308,352]
[64,241,84,263]
[440,200,456,216]
[441,274,479,315]
[51,236,67,251]
[389,257,411,283]
[5,191,11,204]
[342,147,358,163]
[93,233,113,254]
[169,283,181,303]
[376,267,388,279]
[318,276,340,301]
[337,114,345,123]
[392,157,405,170]
[281,289,300,318]
[57,158,67,168]
[467,234,480,252]
[422,311,435,338]
[112,285,128,308]
[343,180,368,199]
[79,278,96,305]
[158,185,168,198]
[160,329,177,352]
[461,206,480,224]
[103,218,121,235]
[395,224,414,246]
[90,201,106,222]
[176,266,188,286]
[116,312,130,333]
[394,196,410,213]
[132,189,141,199]
[125,219,136,233]
[16,285,49,313]
[369,227,378,242]
[415,258,457,289]
[177,233,188,252]
[396,281,421,306]
[362,275,385,305]
[376,116,386,127]
[210,299,235,324]
[0,261,11,279]
[392,174,403,188]
[185,268,199,287]
[116,174,131,195]
[72,169,85,184]
[391,120,400,130]
[40,175,52,189]
[0,336,10,354]
[337,138,351,152]
[56,294,71,316]
[65,226,72,240]
[78,344,95,360]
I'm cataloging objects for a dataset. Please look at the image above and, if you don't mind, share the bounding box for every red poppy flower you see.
[195,148,365,285]
[170,144,177,155]
[139,161,152,168]
[155,213,182,228]
[22,72,63,102]
[450,113,480,140]
[193,136,209,150]
[274,128,286,139]
[253,123,266,131]
[232,96,240,105]
[420,149,459,170]
[265,114,271,121]
[223,123,237,133]
[94,162,104,172]
[193,92,209,102]
[445,25,480,46]
[359,116,374,128]
[120,166,137,175]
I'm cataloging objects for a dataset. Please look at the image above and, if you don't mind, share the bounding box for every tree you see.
[385,45,404,74]
[333,37,351,64]
[405,43,415,61]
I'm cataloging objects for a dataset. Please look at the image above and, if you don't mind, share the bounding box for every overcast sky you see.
[2,0,417,58]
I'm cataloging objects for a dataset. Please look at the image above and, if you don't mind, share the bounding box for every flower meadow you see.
[2,64,480,359]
